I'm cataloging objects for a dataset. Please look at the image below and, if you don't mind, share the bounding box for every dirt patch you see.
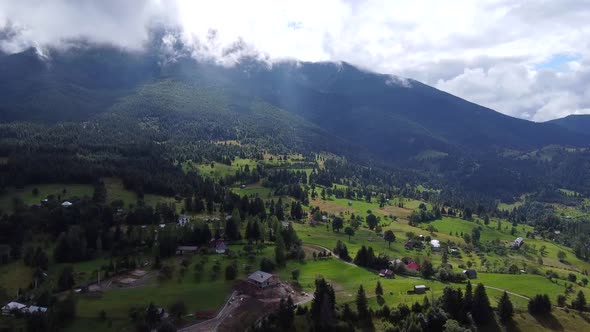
[377,205,412,219]
[310,199,351,215]
[217,297,275,332]
[302,244,325,259]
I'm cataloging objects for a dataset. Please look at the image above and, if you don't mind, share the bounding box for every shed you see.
[247,271,278,289]
[379,269,394,279]
[414,285,428,294]
[176,246,199,255]
[2,302,27,316]
[406,262,421,271]
[463,269,477,279]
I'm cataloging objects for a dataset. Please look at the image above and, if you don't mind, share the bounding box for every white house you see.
[2,302,27,316]
[247,271,278,289]
[430,239,441,251]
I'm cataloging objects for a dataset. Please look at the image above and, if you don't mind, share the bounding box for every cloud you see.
[1,0,590,121]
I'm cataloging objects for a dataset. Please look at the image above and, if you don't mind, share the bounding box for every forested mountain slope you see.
[548,114,590,135]
[1,45,588,160]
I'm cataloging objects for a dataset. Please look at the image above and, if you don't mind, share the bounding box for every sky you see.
[1,0,590,122]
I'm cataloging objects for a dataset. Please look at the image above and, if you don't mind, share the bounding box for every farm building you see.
[463,269,478,279]
[414,285,428,294]
[430,239,441,251]
[2,302,26,315]
[511,237,524,249]
[379,269,394,278]
[176,246,199,255]
[406,262,421,271]
[247,271,279,289]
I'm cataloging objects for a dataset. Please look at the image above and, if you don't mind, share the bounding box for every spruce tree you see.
[498,291,514,323]
[471,283,493,324]
[463,280,473,312]
[278,296,295,329]
[275,233,286,267]
[572,290,587,311]
[356,285,370,321]
[375,281,383,296]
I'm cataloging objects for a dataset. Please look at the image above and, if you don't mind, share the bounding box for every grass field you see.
[0,262,33,296]
[282,259,533,311]
[0,183,93,213]
[0,178,179,214]
[230,182,272,198]
[190,158,258,179]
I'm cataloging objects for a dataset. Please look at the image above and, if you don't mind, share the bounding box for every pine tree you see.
[311,278,336,329]
[471,283,493,324]
[278,296,295,329]
[356,285,370,321]
[275,233,286,267]
[463,280,473,312]
[498,291,514,323]
[572,290,587,311]
[375,281,383,296]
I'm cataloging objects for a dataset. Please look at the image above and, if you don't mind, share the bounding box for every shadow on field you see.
[502,320,522,332]
[576,311,590,324]
[532,313,564,331]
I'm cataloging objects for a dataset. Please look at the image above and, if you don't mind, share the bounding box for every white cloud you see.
[1,0,590,120]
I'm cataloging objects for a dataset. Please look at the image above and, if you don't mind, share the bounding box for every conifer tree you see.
[498,291,514,323]
[471,283,493,324]
[375,281,383,297]
[356,285,370,321]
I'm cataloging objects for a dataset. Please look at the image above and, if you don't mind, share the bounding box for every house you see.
[215,242,227,254]
[406,262,421,271]
[281,220,291,228]
[511,237,524,249]
[348,201,353,206]
[321,215,328,222]
[414,285,428,294]
[450,248,460,255]
[2,302,27,316]
[379,269,394,279]
[177,215,190,227]
[430,239,441,251]
[404,240,415,250]
[463,269,478,279]
[61,201,73,207]
[247,271,279,289]
[176,246,199,255]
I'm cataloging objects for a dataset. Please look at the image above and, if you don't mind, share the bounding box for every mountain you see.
[547,114,590,135]
[1,45,589,162]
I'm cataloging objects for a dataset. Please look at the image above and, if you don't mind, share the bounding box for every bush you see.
[225,263,238,280]
[260,258,275,273]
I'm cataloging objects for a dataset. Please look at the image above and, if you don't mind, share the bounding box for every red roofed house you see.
[406,262,421,271]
